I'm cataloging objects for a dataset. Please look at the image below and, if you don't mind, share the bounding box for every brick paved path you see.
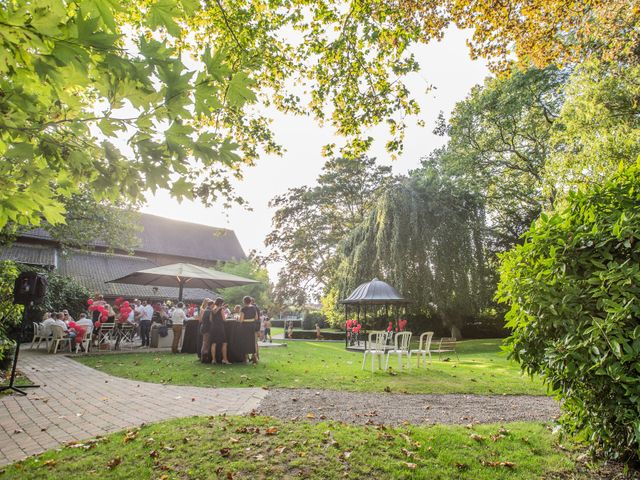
[0,349,267,467]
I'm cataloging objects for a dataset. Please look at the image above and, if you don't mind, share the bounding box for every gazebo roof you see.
[340,278,408,305]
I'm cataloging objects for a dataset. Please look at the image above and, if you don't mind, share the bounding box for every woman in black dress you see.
[239,295,259,364]
[200,300,214,363]
[210,297,230,364]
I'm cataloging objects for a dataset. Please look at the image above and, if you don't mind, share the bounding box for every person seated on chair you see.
[62,309,74,323]
[54,312,76,345]
[76,313,93,333]
[41,314,56,337]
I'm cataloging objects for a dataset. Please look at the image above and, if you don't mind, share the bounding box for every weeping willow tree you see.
[333,167,489,337]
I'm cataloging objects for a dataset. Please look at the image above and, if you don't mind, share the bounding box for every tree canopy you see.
[266,157,392,304]
[333,168,489,336]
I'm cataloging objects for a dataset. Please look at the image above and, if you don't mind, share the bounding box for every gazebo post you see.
[344,304,348,349]
[363,304,367,350]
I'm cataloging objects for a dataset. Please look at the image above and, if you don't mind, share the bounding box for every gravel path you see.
[258,388,560,426]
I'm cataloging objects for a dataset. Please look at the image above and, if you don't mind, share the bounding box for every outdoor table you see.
[180,319,200,353]
[218,321,251,363]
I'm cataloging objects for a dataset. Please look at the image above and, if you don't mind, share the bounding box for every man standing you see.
[138,300,154,347]
[170,302,187,354]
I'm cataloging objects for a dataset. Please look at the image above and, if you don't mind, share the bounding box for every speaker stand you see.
[1,305,39,396]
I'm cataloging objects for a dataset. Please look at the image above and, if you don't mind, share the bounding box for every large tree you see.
[265,157,392,304]
[429,66,568,253]
[4,0,636,233]
[333,167,489,337]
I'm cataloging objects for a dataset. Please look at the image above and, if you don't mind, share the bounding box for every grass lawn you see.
[0,416,582,479]
[77,339,547,395]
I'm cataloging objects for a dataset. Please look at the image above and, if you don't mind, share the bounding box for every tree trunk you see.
[451,325,462,340]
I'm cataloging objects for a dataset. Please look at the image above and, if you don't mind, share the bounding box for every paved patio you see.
[0,348,267,466]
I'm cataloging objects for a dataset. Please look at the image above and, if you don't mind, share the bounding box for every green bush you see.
[0,261,22,364]
[497,161,640,462]
[302,311,326,330]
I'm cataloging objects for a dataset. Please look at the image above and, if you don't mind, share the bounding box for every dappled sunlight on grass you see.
[77,339,546,395]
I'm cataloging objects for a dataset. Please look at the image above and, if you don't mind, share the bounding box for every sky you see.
[142,27,490,280]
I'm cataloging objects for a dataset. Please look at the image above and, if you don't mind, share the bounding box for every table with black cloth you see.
[183,320,255,363]
[180,319,200,354]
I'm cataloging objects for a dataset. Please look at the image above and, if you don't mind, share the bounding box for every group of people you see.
[38,294,271,363]
[197,295,269,364]
[39,310,93,350]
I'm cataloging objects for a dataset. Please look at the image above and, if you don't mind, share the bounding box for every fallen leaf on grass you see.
[229,437,240,444]
[219,448,231,457]
[469,433,485,442]
[405,462,417,469]
[306,413,316,419]
[274,446,287,454]
[481,460,516,468]
[383,386,392,393]
[401,448,415,458]
[455,463,469,471]
[149,450,160,458]
[43,460,57,468]
[265,427,278,435]
[123,431,138,444]
[339,451,352,460]
[107,457,121,470]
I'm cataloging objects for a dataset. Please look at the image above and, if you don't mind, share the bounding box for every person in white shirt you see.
[41,316,57,336]
[170,302,187,354]
[76,313,93,332]
[138,300,154,347]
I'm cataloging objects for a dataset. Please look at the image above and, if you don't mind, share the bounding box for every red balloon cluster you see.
[346,319,362,333]
[118,302,132,323]
[387,321,393,332]
[398,319,408,331]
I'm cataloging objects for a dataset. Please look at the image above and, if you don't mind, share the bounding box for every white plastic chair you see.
[98,323,115,346]
[75,327,93,353]
[431,337,460,362]
[49,325,72,354]
[385,331,412,371]
[31,322,49,350]
[413,332,434,367]
[361,331,388,372]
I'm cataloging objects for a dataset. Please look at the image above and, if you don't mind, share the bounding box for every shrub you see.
[497,161,640,462]
[302,311,326,330]
[0,261,23,364]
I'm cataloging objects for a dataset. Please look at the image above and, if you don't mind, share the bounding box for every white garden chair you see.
[413,332,434,367]
[30,322,49,350]
[361,331,388,372]
[49,325,72,354]
[97,322,115,347]
[384,331,412,371]
[75,328,93,354]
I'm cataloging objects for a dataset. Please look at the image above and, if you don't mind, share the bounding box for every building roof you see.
[57,249,216,301]
[20,212,246,263]
[0,243,55,267]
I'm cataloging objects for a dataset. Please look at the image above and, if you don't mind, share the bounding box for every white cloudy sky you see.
[142,27,490,279]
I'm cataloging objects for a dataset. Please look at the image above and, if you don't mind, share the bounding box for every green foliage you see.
[545,60,640,197]
[266,157,392,304]
[0,261,23,363]
[0,0,435,232]
[430,66,567,252]
[334,169,490,336]
[320,286,343,328]
[37,272,92,320]
[302,310,325,330]
[217,257,271,311]
[497,161,640,461]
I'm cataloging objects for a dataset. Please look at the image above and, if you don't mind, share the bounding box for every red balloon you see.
[87,299,93,306]
[122,301,130,308]
[95,321,102,328]
[101,312,108,321]
[68,321,76,329]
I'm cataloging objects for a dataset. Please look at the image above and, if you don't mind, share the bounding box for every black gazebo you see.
[340,278,410,350]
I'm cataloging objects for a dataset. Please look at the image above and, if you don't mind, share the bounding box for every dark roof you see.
[341,278,408,305]
[20,212,246,263]
[0,243,55,267]
[57,249,216,302]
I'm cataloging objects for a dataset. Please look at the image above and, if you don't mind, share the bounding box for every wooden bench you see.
[430,337,459,362]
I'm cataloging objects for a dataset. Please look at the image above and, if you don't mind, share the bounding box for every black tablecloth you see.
[183,320,255,363]
[180,320,200,354]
